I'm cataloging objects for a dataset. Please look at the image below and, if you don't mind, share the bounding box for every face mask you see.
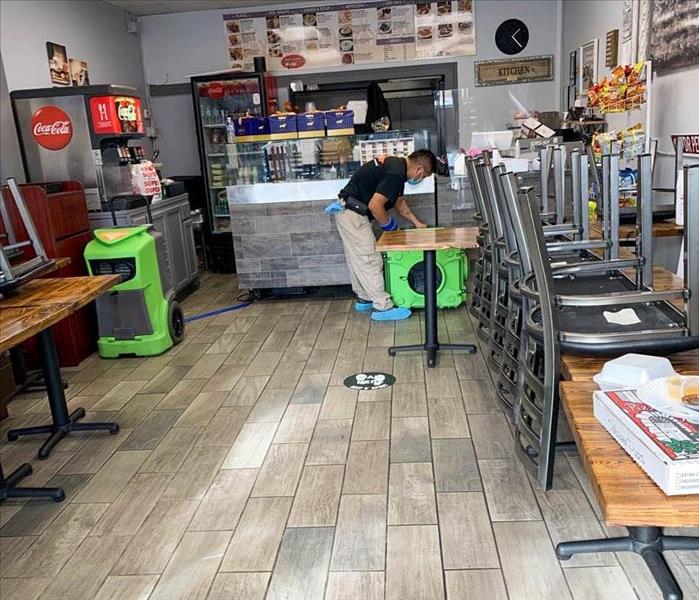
[407,178,422,186]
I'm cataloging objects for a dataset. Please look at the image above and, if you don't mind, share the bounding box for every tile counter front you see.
[228,179,454,290]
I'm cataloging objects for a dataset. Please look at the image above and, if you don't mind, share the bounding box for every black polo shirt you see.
[341,156,407,220]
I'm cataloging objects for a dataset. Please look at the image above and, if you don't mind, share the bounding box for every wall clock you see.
[495,19,529,55]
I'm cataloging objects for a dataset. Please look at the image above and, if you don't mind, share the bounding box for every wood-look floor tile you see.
[325,571,384,600]
[480,459,541,521]
[432,437,481,492]
[565,455,603,519]
[174,391,227,427]
[352,401,390,441]
[0,577,50,600]
[281,340,315,363]
[188,468,257,531]
[90,380,147,412]
[319,386,357,420]
[0,536,36,576]
[392,354,425,385]
[0,474,89,538]
[223,376,270,407]
[219,497,291,571]
[260,329,294,353]
[113,498,199,574]
[222,421,277,468]
[306,419,352,465]
[363,346,393,373]
[140,365,192,394]
[385,525,444,600]
[185,354,228,380]
[93,575,159,600]
[119,409,182,450]
[267,361,306,390]
[206,572,270,600]
[304,346,338,374]
[331,493,385,571]
[123,355,172,382]
[343,440,389,495]
[437,492,499,569]
[149,530,231,600]
[247,388,292,423]
[494,520,573,600]
[536,489,617,567]
[273,404,319,443]
[73,450,150,503]
[424,368,461,399]
[3,503,106,578]
[453,352,489,381]
[445,569,508,600]
[288,464,344,527]
[196,406,250,447]
[461,379,501,414]
[79,369,136,396]
[290,372,331,405]
[162,445,228,501]
[59,428,132,475]
[243,351,283,377]
[114,393,164,428]
[222,341,262,365]
[251,442,307,497]
[38,534,130,600]
[204,333,243,355]
[391,382,427,417]
[90,472,171,536]
[139,426,202,473]
[156,379,206,410]
[469,412,514,459]
[427,397,470,438]
[267,527,335,600]
[202,363,246,392]
[388,462,436,525]
[390,417,431,463]
[168,343,210,366]
[564,566,637,600]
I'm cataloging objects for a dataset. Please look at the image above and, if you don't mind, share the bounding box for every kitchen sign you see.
[474,54,554,86]
[223,0,476,73]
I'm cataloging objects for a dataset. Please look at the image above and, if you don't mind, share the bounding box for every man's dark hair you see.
[408,149,438,176]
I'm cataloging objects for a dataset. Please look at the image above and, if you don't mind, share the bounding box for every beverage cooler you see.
[190,65,277,271]
[10,84,147,212]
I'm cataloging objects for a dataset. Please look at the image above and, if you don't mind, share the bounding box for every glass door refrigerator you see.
[191,62,277,271]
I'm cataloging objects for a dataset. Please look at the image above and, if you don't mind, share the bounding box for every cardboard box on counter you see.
[325,110,354,136]
[268,114,298,140]
[234,116,270,142]
[296,113,325,138]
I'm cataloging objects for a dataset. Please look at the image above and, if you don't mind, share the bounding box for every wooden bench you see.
[558,381,699,600]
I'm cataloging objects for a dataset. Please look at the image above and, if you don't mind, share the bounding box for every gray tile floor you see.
[1,272,698,600]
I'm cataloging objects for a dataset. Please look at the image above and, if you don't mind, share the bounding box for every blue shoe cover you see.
[354,300,373,312]
[371,307,412,321]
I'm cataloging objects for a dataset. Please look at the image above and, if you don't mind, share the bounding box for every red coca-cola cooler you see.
[10,84,147,212]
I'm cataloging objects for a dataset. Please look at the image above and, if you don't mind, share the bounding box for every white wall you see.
[0,0,147,95]
[561,0,699,189]
[0,53,25,183]
[139,0,562,175]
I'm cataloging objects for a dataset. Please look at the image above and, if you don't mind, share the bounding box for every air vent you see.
[89,258,136,282]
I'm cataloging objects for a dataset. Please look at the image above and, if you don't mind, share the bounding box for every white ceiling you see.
[104,0,291,17]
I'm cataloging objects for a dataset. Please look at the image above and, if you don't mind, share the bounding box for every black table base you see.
[0,462,64,502]
[557,526,699,600]
[7,329,119,460]
[388,249,477,367]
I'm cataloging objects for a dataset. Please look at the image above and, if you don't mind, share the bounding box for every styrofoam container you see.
[592,353,677,391]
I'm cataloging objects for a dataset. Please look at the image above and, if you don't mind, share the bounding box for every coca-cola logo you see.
[207,82,225,99]
[281,54,305,69]
[31,105,73,150]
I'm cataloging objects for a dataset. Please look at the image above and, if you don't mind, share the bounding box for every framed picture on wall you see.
[69,59,90,86]
[578,38,598,96]
[46,41,69,86]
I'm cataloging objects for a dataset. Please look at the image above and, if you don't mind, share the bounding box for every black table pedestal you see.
[388,249,477,368]
[7,329,119,459]
[0,462,65,502]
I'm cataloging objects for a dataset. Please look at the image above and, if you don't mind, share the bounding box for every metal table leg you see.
[0,462,64,502]
[389,249,477,368]
[7,328,119,460]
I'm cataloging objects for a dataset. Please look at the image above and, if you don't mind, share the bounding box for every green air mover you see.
[384,248,467,309]
[84,225,184,357]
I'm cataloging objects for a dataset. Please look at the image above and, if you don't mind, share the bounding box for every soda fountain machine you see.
[10,84,148,212]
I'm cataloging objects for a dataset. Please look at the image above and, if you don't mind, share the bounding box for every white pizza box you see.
[593,389,699,496]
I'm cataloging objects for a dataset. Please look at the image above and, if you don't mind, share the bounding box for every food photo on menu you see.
[266,15,280,29]
[226,20,240,33]
[378,21,392,35]
[377,6,391,20]
[416,3,431,17]
[458,21,472,35]
[418,26,433,40]
[439,24,453,38]
[339,25,352,38]
[458,0,473,12]
[438,1,452,15]
[338,10,352,24]
[303,12,317,27]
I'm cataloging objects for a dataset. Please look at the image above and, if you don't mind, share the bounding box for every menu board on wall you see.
[223,0,475,72]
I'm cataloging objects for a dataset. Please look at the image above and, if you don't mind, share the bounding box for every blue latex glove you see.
[380,215,398,231]
[324,200,343,215]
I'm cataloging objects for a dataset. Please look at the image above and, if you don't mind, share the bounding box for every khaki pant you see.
[335,209,393,311]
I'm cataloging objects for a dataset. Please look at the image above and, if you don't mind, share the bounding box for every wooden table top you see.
[0,304,73,353]
[590,220,684,241]
[377,227,479,252]
[0,276,120,312]
[560,381,699,527]
[561,265,690,381]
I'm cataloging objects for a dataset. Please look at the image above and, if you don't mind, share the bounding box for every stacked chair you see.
[468,143,699,490]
